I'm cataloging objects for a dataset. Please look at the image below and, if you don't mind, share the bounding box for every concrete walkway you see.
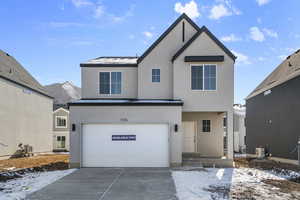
[27,168,178,200]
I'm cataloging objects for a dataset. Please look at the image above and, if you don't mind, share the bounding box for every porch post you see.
[226,109,234,159]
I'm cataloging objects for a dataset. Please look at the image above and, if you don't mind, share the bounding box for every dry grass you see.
[0,154,69,172]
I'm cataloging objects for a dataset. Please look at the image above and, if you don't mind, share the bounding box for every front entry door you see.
[182,121,196,152]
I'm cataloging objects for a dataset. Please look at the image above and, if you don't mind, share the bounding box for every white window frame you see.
[56,136,66,149]
[202,120,211,133]
[55,116,68,128]
[190,64,217,91]
[152,69,160,83]
[99,71,122,95]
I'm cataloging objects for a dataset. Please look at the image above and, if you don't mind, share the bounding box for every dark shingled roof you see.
[0,50,52,98]
[247,49,300,99]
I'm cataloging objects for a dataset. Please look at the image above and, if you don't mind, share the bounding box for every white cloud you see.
[278,55,287,60]
[257,17,262,24]
[143,31,153,38]
[232,50,251,65]
[94,5,104,18]
[129,34,135,39]
[71,0,93,8]
[174,0,200,19]
[258,57,266,61]
[263,28,278,38]
[256,0,271,6]
[209,4,232,20]
[49,22,86,28]
[221,34,242,42]
[249,27,265,42]
[109,4,135,23]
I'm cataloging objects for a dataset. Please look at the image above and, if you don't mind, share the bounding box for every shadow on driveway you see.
[27,168,178,200]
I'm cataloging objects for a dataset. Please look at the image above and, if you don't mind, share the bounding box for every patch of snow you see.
[172,168,300,200]
[0,169,76,200]
[62,81,80,100]
[85,57,138,64]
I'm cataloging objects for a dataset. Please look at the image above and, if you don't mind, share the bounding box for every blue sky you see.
[0,0,299,104]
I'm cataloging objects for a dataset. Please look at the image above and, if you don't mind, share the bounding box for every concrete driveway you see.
[27,168,178,200]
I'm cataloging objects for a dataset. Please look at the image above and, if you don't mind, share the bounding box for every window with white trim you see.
[99,72,121,94]
[56,116,67,128]
[202,120,211,132]
[152,69,160,82]
[191,65,216,90]
[56,136,66,148]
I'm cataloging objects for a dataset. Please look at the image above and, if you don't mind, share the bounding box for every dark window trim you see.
[185,56,224,62]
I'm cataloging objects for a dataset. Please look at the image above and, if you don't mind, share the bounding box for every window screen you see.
[152,69,160,82]
[99,72,110,94]
[191,66,203,90]
[204,65,216,90]
[111,72,121,94]
[202,120,211,132]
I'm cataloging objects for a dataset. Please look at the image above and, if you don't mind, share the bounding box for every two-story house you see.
[69,13,235,168]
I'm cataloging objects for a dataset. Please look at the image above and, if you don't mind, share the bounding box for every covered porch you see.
[181,111,233,167]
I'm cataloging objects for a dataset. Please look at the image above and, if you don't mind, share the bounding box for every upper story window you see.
[99,72,122,94]
[152,69,160,82]
[56,116,67,128]
[191,65,216,90]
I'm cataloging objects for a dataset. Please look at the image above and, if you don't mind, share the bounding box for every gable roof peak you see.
[137,13,200,64]
[172,25,237,62]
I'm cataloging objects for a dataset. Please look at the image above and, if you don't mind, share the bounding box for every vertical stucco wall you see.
[173,32,234,112]
[182,112,224,157]
[81,67,138,99]
[138,19,198,99]
[69,106,182,167]
[0,78,53,157]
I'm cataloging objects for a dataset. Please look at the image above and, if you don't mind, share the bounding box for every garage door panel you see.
[82,124,169,167]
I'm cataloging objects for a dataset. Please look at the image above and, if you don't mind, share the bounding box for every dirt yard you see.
[0,154,69,172]
[234,156,300,199]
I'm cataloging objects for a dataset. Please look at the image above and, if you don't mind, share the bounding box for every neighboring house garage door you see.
[82,124,169,167]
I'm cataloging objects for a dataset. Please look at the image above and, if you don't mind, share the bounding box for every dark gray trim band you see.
[80,63,138,68]
[0,75,53,99]
[137,13,200,64]
[184,56,224,62]
[68,102,183,106]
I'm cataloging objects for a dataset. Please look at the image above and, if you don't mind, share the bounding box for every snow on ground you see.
[0,169,76,200]
[172,168,300,200]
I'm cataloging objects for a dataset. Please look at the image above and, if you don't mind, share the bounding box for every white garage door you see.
[82,124,169,167]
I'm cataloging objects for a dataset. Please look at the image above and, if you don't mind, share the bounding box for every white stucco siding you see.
[81,67,138,99]
[0,78,53,157]
[138,19,198,99]
[173,32,234,112]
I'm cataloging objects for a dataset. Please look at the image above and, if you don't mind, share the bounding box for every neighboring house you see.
[0,50,53,158]
[45,82,81,152]
[246,49,300,163]
[69,13,236,168]
[233,104,246,153]
[53,107,70,152]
